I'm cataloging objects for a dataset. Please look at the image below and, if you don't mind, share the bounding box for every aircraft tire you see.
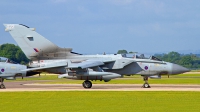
[143,83,150,88]
[82,80,92,89]
[0,84,5,89]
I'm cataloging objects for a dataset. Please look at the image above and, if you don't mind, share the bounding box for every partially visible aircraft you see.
[0,57,39,89]
[4,24,190,88]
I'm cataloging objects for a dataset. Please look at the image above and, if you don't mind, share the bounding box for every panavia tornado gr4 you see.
[4,24,190,88]
[0,57,39,89]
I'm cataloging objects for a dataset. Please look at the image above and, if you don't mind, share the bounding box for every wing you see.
[21,65,66,72]
[22,60,104,72]
[67,60,104,69]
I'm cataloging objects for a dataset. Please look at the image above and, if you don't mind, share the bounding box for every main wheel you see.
[0,84,5,89]
[143,83,150,88]
[82,81,92,89]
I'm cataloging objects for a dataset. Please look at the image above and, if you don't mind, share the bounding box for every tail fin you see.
[4,24,76,60]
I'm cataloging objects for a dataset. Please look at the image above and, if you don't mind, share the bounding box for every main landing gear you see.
[82,80,92,89]
[142,76,151,88]
[0,78,6,89]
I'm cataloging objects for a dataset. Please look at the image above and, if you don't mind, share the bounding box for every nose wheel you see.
[82,80,92,89]
[142,77,151,88]
[0,78,6,89]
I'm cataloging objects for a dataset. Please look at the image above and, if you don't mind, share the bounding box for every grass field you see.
[0,91,200,112]
[2,73,200,112]
[7,73,200,85]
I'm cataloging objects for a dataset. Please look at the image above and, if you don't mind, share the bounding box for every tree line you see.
[0,44,29,64]
[155,52,200,69]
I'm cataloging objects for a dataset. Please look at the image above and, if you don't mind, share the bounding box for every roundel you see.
[1,69,5,72]
[144,66,148,70]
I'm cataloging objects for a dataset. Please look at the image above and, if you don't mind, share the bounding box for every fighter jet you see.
[3,24,190,88]
[0,57,39,89]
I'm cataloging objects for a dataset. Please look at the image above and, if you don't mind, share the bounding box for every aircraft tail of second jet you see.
[4,24,78,60]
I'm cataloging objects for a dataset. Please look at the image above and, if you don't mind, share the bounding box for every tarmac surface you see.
[1,80,200,92]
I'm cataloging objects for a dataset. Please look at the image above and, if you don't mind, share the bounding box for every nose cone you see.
[171,64,190,74]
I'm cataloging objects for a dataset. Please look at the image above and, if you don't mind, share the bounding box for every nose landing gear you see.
[0,78,6,89]
[142,76,151,88]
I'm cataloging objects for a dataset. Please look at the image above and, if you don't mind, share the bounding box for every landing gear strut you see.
[142,77,150,88]
[82,80,92,89]
[0,78,6,89]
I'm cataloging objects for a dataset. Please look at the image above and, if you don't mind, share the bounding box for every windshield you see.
[150,56,162,61]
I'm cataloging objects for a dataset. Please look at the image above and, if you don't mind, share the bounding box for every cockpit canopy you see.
[121,53,162,61]
[0,57,18,64]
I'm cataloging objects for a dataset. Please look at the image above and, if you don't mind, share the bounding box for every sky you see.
[0,0,200,54]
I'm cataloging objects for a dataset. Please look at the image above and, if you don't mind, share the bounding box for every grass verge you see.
[0,91,200,112]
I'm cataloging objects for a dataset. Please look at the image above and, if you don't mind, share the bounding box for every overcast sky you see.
[0,0,200,54]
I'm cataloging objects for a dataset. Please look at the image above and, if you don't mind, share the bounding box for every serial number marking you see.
[6,24,14,30]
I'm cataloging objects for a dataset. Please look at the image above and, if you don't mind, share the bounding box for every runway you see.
[1,81,200,92]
